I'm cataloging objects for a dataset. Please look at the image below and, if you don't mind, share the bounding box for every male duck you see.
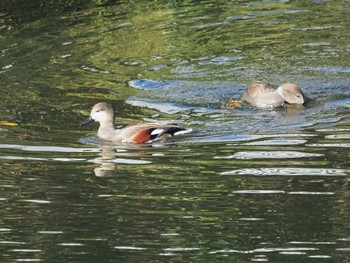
[81,102,191,144]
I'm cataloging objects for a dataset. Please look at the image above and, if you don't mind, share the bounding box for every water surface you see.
[1,0,350,262]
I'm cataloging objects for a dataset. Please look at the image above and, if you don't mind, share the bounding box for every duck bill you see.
[80,116,95,126]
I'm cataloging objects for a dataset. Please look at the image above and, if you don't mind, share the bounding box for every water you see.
[1,0,350,262]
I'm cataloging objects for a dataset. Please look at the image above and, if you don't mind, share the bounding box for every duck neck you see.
[97,121,118,141]
[276,86,286,100]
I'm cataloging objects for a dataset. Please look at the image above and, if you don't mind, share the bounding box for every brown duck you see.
[241,81,305,109]
[81,102,191,144]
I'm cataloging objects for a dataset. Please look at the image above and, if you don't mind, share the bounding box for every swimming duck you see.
[241,81,305,109]
[80,102,191,144]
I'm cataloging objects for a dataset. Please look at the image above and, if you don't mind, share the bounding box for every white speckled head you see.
[277,83,305,104]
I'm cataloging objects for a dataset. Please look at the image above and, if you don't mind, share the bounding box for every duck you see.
[241,81,305,109]
[80,102,192,144]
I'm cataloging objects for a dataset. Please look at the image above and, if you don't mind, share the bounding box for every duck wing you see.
[120,123,191,144]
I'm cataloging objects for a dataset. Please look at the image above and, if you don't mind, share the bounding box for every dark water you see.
[1,0,350,262]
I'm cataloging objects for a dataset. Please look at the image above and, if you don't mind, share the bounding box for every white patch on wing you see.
[151,129,165,135]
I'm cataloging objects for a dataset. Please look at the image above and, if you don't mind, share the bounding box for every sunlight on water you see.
[126,97,196,114]
[0,144,100,153]
[215,151,323,159]
[233,190,335,195]
[232,190,286,194]
[287,191,334,195]
[210,247,319,254]
[242,139,308,146]
[221,168,348,176]
[308,143,350,148]
[114,246,147,250]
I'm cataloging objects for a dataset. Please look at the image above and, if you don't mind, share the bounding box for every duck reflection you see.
[91,143,153,177]
[92,144,119,177]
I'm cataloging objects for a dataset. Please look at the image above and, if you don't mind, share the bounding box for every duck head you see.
[277,83,305,105]
[80,102,115,126]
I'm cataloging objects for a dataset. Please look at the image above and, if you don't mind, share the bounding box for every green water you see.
[1,0,350,262]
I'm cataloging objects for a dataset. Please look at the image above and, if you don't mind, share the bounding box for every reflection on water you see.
[221,167,347,176]
[90,144,152,177]
[216,150,323,159]
[1,0,350,262]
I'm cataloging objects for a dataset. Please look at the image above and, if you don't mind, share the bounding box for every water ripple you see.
[2,64,13,70]
[88,158,151,165]
[295,25,341,31]
[288,191,334,195]
[81,65,110,74]
[190,22,227,29]
[221,168,347,176]
[308,255,332,258]
[22,199,51,204]
[128,79,170,90]
[325,134,350,139]
[232,190,334,195]
[243,139,307,146]
[0,144,99,153]
[15,259,42,262]
[11,249,42,252]
[0,228,12,232]
[307,143,350,148]
[239,217,265,221]
[164,247,200,252]
[126,97,194,114]
[0,155,151,165]
[232,190,285,194]
[210,247,318,254]
[215,151,323,160]
[59,243,84,246]
[0,241,26,244]
[288,241,336,245]
[37,231,63,234]
[114,246,147,250]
